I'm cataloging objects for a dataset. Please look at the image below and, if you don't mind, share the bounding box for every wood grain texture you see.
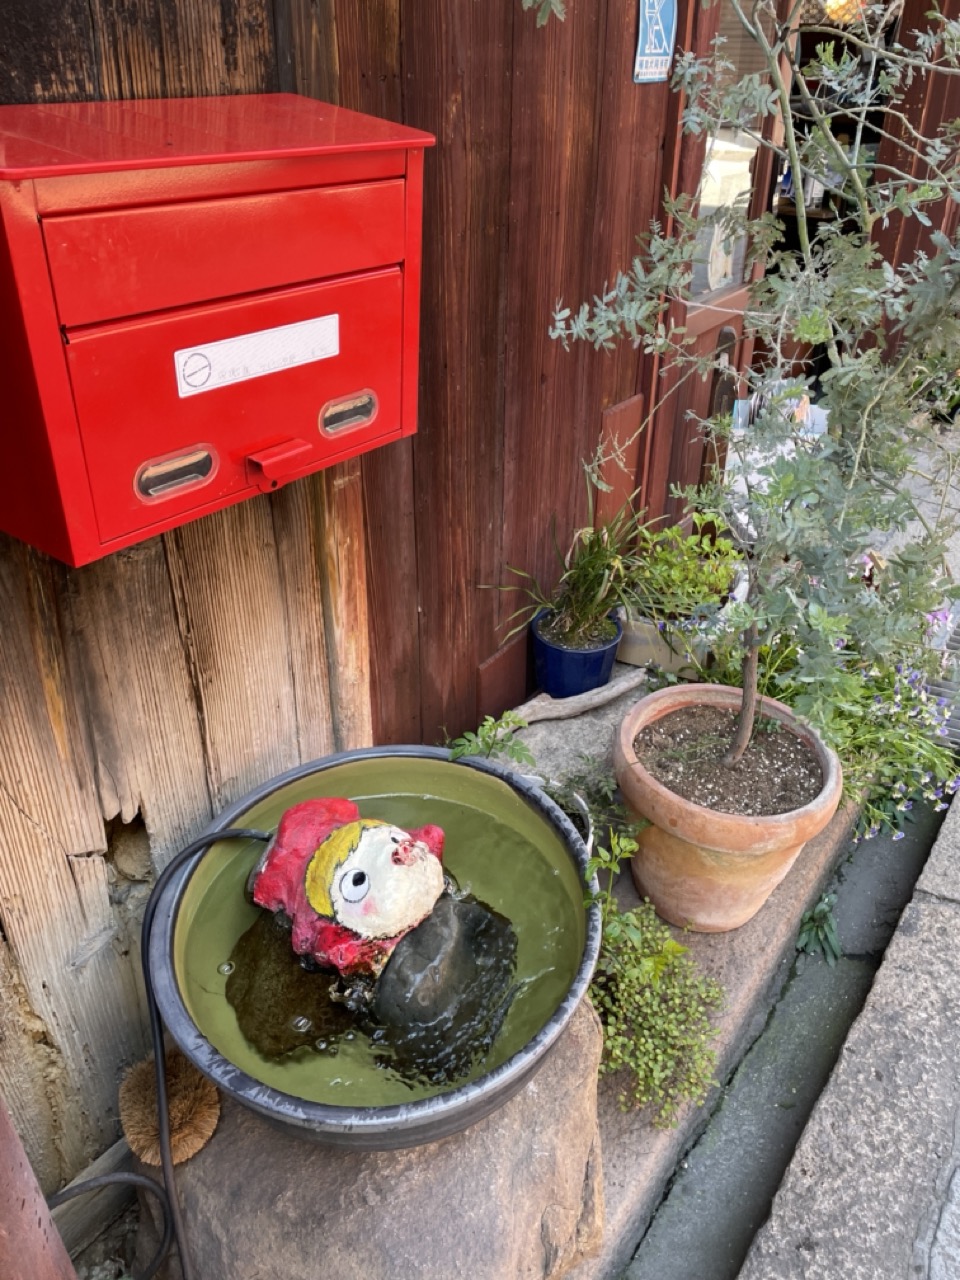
[401,0,515,739]
[0,777,144,1186]
[0,540,104,858]
[163,499,303,811]
[0,0,99,103]
[318,461,373,750]
[0,1099,77,1280]
[0,543,139,1188]
[361,441,422,744]
[0,939,64,1192]
[574,2,671,518]
[60,542,213,868]
[499,7,598,647]
[270,477,339,761]
[89,0,277,100]
[334,0,402,124]
[273,0,339,103]
[335,3,424,744]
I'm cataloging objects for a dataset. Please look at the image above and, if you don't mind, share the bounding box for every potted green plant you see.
[504,494,650,698]
[617,515,742,673]
[548,1,960,927]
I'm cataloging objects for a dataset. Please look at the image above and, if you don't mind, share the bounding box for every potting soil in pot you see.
[175,773,583,1106]
[634,705,824,815]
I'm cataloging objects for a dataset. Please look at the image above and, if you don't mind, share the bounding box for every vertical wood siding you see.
[1,0,685,1186]
[0,0,371,1189]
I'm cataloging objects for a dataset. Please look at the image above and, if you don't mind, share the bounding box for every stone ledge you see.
[916,792,960,905]
[737,896,960,1280]
[136,999,605,1280]
[515,673,857,1279]
[565,806,856,1280]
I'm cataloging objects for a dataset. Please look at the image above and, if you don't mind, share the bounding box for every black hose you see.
[47,826,272,1280]
[47,1172,174,1280]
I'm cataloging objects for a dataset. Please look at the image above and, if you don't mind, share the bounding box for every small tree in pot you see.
[547,1,960,926]
[553,0,959,757]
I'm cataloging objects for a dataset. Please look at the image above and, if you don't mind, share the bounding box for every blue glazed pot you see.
[532,610,623,699]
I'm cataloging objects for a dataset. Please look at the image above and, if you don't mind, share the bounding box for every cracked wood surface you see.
[0,471,369,1192]
[0,0,371,1198]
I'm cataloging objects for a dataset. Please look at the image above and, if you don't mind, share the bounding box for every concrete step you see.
[735,799,960,1280]
[621,800,942,1280]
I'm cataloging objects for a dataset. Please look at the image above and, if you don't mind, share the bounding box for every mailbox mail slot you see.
[0,94,434,566]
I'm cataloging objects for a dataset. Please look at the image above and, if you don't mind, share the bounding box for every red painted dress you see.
[250,797,445,977]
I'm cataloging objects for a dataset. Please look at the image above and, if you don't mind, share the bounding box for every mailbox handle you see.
[246,439,313,492]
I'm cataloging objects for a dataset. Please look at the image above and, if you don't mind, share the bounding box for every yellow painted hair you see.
[304,819,389,918]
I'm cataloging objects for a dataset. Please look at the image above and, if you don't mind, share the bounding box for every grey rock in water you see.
[371,894,518,1084]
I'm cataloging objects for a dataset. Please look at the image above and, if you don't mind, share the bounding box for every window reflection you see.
[689,7,766,298]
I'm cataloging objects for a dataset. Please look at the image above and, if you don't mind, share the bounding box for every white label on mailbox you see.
[174,314,340,398]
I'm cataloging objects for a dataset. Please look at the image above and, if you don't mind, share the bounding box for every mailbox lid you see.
[0,94,435,179]
[43,179,407,326]
[66,267,403,544]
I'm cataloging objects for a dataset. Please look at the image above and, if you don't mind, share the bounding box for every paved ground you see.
[733,796,960,1280]
[623,802,943,1280]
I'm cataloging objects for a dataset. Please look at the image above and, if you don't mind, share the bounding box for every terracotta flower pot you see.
[613,683,843,932]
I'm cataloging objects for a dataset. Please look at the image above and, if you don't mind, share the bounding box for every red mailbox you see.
[0,95,434,566]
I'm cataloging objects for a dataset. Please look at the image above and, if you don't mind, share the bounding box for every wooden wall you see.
[0,0,694,1189]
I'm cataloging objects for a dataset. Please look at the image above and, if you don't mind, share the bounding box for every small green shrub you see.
[447,711,536,767]
[630,515,740,625]
[585,830,723,1126]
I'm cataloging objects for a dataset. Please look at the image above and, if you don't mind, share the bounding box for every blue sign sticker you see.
[634,0,678,84]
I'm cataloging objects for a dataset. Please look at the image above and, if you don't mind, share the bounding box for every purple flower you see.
[892,830,906,841]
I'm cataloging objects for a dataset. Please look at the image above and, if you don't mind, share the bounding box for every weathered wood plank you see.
[0,939,64,1193]
[361,441,422,744]
[400,0,516,739]
[576,1,673,515]
[0,0,99,103]
[163,498,304,811]
[0,540,104,857]
[270,478,339,761]
[335,4,424,744]
[0,1098,77,1280]
[334,0,402,123]
[61,542,213,868]
[0,783,143,1185]
[273,0,339,102]
[89,0,277,100]
[498,4,607,647]
[318,461,373,750]
[50,1138,134,1257]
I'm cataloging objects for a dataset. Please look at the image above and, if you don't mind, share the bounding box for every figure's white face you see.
[329,825,444,938]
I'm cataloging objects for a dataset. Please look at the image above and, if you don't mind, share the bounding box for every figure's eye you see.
[339,869,370,903]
